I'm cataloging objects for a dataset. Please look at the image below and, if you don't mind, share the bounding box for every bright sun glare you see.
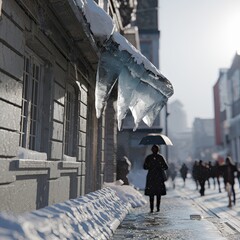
[222,8,240,56]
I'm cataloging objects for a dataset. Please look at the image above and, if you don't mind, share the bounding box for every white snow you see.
[0,174,234,239]
[112,32,165,79]
[103,180,147,208]
[0,182,146,240]
[74,0,115,42]
[75,0,174,130]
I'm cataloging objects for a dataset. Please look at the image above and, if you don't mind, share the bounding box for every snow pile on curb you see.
[103,180,147,208]
[0,187,131,240]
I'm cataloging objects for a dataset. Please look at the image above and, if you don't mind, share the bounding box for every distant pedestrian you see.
[116,156,131,185]
[198,160,208,196]
[220,156,237,207]
[206,161,215,189]
[192,160,199,190]
[205,162,210,188]
[143,145,168,213]
[167,162,177,189]
[180,163,188,186]
[213,160,222,193]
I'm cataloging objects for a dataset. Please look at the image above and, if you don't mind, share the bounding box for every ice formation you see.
[75,0,174,130]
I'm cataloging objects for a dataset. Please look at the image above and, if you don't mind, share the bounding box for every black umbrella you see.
[139,133,173,146]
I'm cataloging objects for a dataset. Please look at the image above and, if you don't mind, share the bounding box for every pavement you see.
[111,177,240,240]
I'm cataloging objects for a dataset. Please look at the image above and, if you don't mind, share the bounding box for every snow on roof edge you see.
[112,32,163,77]
[74,0,173,91]
[74,0,115,42]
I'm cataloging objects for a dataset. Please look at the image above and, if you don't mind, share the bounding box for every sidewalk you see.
[112,178,240,240]
[176,177,240,235]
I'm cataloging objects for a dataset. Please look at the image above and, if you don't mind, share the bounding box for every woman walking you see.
[143,145,168,213]
[221,156,237,207]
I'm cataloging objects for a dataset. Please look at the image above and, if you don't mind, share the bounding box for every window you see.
[64,84,77,156]
[20,52,42,150]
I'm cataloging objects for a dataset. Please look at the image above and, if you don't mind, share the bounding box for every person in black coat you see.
[192,160,199,190]
[198,160,208,196]
[168,162,177,189]
[213,160,222,193]
[220,156,237,207]
[180,163,188,186]
[143,145,168,213]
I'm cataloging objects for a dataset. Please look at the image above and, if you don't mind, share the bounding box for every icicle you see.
[129,82,166,130]
[95,50,121,118]
[142,99,167,127]
[117,67,140,130]
[76,0,174,130]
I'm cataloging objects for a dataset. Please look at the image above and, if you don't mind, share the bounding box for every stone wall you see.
[0,0,103,213]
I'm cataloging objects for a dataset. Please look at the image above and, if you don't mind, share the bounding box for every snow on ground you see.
[0,181,146,240]
[127,169,147,190]
[103,180,147,208]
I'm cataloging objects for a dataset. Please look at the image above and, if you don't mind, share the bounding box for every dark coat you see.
[197,163,208,182]
[143,153,168,196]
[220,164,237,185]
[180,164,188,179]
[192,162,200,180]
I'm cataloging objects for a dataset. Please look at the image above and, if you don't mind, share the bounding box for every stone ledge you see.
[17,159,82,179]
[0,187,131,239]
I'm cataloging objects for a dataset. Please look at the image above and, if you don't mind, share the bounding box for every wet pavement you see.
[111,178,240,240]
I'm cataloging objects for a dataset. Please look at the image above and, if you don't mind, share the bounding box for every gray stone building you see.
[226,53,240,163]
[0,0,173,213]
[213,54,240,163]
[167,100,192,166]
[168,100,188,134]
[0,0,123,213]
[192,118,215,161]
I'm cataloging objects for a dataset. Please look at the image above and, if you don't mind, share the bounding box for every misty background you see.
[160,0,240,127]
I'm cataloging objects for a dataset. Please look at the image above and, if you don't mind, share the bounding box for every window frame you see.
[63,82,78,157]
[19,49,44,151]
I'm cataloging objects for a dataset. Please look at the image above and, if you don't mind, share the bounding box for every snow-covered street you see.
[176,177,240,236]
[112,176,240,240]
[1,174,240,239]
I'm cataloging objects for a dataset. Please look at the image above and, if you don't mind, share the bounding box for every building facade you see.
[167,100,192,166]
[0,0,123,213]
[213,69,229,154]
[213,54,240,163]
[192,118,215,161]
[0,0,173,213]
[168,100,188,134]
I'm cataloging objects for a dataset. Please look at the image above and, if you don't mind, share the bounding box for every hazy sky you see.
[160,0,240,127]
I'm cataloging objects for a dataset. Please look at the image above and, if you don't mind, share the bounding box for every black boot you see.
[150,196,154,213]
[156,195,161,212]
